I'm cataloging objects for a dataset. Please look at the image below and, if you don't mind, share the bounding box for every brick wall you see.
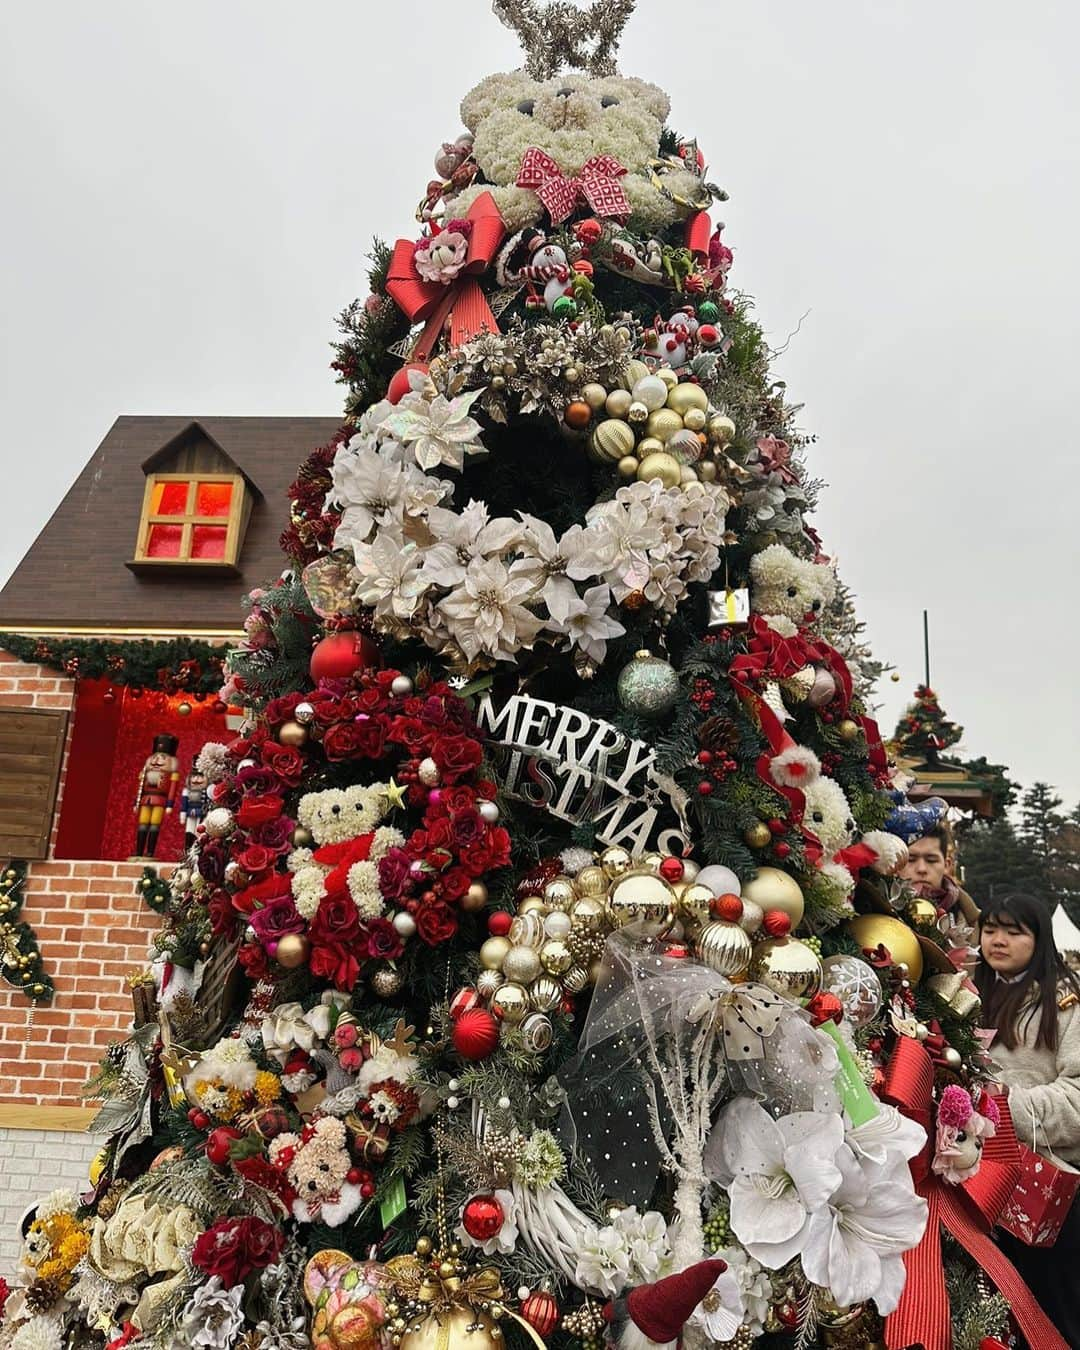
[0,651,163,1106]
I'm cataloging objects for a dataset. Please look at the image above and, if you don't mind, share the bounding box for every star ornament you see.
[492,0,637,78]
[383,778,408,811]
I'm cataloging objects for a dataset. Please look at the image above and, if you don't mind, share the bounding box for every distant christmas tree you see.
[894,683,963,765]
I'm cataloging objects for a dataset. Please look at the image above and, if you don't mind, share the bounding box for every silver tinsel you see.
[493,0,637,78]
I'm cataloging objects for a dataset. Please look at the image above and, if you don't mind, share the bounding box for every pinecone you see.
[95,1178,130,1220]
[24,1274,63,1313]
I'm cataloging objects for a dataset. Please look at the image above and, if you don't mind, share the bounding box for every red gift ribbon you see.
[880,1038,1067,1350]
[516,147,630,225]
[386,191,505,361]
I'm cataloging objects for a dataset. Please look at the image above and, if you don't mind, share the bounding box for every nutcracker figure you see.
[179,766,211,848]
[133,734,180,858]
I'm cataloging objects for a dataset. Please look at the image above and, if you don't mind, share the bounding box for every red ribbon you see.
[386,192,505,361]
[516,148,630,225]
[685,210,711,260]
[881,1038,1067,1350]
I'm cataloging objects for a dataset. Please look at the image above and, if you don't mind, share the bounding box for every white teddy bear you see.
[446,70,702,235]
[801,775,908,905]
[269,1116,363,1227]
[749,542,837,639]
[297,784,389,847]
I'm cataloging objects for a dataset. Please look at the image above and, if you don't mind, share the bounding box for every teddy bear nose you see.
[556,85,574,98]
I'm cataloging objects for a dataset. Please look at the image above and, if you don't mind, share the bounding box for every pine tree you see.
[6,7,1014,1348]
[958,815,1048,906]
[1018,780,1065,855]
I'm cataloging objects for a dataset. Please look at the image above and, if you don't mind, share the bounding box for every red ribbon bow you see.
[516,148,630,225]
[386,191,505,361]
[881,1038,1067,1350]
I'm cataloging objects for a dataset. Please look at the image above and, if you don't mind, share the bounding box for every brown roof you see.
[0,416,342,633]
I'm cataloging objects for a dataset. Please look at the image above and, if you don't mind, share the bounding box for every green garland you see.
[137,867,171,914]
[0,860,54,1003]
[0,632,227,695]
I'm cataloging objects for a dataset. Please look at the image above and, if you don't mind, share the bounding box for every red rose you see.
[475,780,498,800]
[322,721,364,761]
[365,917,405,961]
[378,850,413,900]
[207,889,239,938]
[264,693,304,729]
[191,1215,284,1286]
[236,794,285,828]
[253,817,295,855]
[356,687,389,713]
[459,841,493,875]
[486,826,512,869]
[310,892,360,945]
[416,904,458,945]
[233,872,292,916]
[442,786,476,813]
[432,734,483,784]
[440,865,471,901]
[450,808,486,848]
[261,742,306,786]
[238,941,270,979]
[309,940,360,990]
[353,718,387,760]
[233,844,274,876]
[389,717,429,753]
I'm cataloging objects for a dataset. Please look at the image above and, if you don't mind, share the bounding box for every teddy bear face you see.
[272,1118,351,1201]
[448,70,699,235]
[801,776,856,855]
[298,785,386,847]
[749,543,837,630]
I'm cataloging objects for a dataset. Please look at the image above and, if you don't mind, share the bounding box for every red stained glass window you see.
[191,525,227,559]
[146,524,183,557]
[150,481,190,515]
[196,481,233,517]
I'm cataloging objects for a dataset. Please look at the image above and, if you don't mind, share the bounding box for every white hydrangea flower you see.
[370,826,405,861]
[347,861,384,920]
[292,866,326,920]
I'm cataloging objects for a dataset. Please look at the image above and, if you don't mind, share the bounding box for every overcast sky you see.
[2,1,1077,807]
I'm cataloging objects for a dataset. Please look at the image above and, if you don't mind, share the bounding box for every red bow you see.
[386,192,505,361]
[516,148,630,225]
[881,1038,1067,1350]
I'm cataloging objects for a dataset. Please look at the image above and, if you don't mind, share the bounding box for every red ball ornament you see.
[462,1193,505,1242]
[520,1291,559,1338]
[710,893,744,923]
[487,912,514,938]
[387,362,430,405]
[205,1126,242,1167]
[767,818,785,835]
[697,323,720,347]
[309,631,381,683]
[515,858,561,903]
[658,856,685,884]
[451,1008,500,1061]
[762,909,792,938]
[449,987,481,1021]
[773,841,792,860]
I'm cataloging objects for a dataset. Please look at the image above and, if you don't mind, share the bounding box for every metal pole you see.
[923,610,930,688]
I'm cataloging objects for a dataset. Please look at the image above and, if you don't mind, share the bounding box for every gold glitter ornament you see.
[599,845,633,879]
[906,897,939,926]
[697,920,753,978]
[371,967,405,998]
[837,718,861,742]
[503,945,542,985]
[743,821,772,850]
[529,976,563,1012]
[708,414,736,443]
[491,982,529,1024]
[462,881,488,912]
[607,869,676,932]
[636,451,681,487]
[750,937,822,999]
[480,937,512,971]
[573,865,608,897]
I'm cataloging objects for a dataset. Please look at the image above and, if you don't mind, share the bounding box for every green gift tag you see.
[379,1175,407,1228]
[820,1019,879,1128]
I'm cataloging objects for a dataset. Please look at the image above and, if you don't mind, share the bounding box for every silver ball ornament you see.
[478,800,500,824]
[391,675,414,697]
[617,650,679,719]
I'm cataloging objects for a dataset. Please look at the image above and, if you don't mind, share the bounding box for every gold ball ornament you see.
[461,881,488,912]
[621,358,651,388]
[539,938,573,976]
[636,451,682,488]
[697,459,718,482]
[491,982,529,1024]
[632,374,671,411]
[502,944,542,985]
[563,965,590,994]
[606,869,676,933]
[846,914,924,982]
[708,414,737,444]
[605,388,632,419]
[744,821,773,850]
[517,896,549,916]
[275,933,311,969]
[635,435,664,458]
[837,718,861,743]
[278,720,308,747]
[666,382,709,416]
[529,975,563,1012]
[574,865,608,898]
[697,920,753,978]
[682,406,707,432]
[571,894,607,933]
[741,868,805,928]
[628,400,650,424]
[371,967,405,998]
[654,366,679,389]
[509,911,545,948]
[480,936,512,970]
[645,408,685,444]
[907,898,939,926]
[617,455,639,478]
[599,845,633,879]
[676,882,719,927]
[400,1303,501,1350]
[590,418,636,462]
[750,937,822,999]
[176,700,192,717]
[582,382,608,410]
[543,876,577,912]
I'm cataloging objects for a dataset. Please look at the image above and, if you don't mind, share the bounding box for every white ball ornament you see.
[393,912,417,938]
[418,757,440,787]
[738,898,764,935]
[543,911,572,940]
[204,807,234,839]
[478,801,500,824]
[695,864,740,899]
[631,374,670,412]
[391,675,414,697]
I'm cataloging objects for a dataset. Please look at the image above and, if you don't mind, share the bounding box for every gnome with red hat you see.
[605,1259,728,1350]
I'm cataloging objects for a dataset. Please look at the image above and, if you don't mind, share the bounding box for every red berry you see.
[190,1110,211,1131]
[773,842,792,859]
[697,750,713,765]
[767,818,785,834]
[710,893,744,923]
[361,1181,376,1199]
[698,781,713,796]
[487,912,513,937]
[347,1167,362,1185]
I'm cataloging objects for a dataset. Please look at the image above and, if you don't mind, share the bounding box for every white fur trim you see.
[769,744,821,787]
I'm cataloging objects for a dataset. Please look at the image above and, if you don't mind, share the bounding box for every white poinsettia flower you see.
[438,555,542,661]
[845,1102,927,1169]
[550,584,625,663]
[455,1189,520,1256]
[584,497,664,600]
[331,447,407,544]
[384,388,486,472]
[352,529,429,620]
[509,514,586,624]
[423,501,523,590]
[801,1148,928,1314]
[720,1096,845,1269]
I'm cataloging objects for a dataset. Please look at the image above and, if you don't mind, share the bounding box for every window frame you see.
[133,472,246,567]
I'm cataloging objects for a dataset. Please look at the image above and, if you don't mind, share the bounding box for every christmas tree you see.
[6,6,1060,1350]
[894,685,964,766]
